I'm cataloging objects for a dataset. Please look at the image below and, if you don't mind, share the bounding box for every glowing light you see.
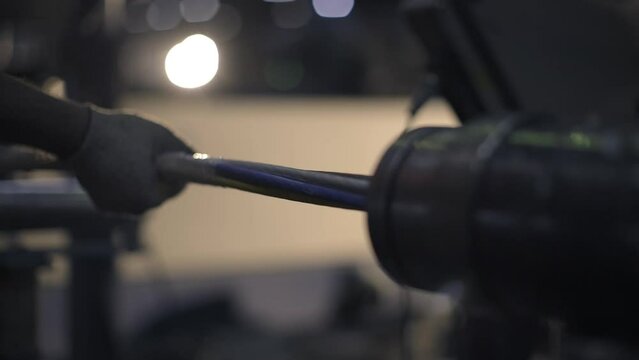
[312,0,354,18]
[193,153,209,159]
[165,34,219,89]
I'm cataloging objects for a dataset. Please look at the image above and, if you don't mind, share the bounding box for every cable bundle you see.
[158,153,369,211]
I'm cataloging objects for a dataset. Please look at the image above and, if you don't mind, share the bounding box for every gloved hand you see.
[69,107,193,214]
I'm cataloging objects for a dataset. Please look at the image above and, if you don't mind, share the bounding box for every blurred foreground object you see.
[369,113,639,357]
[400,0,639,357]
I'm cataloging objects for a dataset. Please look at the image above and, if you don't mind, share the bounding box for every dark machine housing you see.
[366,0,639,346]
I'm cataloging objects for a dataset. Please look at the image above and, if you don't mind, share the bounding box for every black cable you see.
[0,149,370,211]
[226,159,369,195]
[214,162,366,210]
[158,153,369,211]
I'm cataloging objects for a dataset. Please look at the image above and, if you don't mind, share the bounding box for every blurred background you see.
[1,1,460,359]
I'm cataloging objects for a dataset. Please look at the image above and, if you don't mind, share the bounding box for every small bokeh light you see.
[164,34,219,89]
[312,0,355,18]
[180,0,221,23]
[147,0,182,31]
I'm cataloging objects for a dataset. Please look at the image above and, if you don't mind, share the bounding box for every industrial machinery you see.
[153,118,639,359]
[8,112,639,358]
[158,1,639,356]
[4,0,639,358]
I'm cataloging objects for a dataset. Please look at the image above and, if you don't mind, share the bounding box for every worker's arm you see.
[0,73,193,214]
[0,73,90,157]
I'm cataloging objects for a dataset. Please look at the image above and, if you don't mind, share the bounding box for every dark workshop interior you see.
[2,0,639,359]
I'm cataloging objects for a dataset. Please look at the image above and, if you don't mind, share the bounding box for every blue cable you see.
[214,162,366,210]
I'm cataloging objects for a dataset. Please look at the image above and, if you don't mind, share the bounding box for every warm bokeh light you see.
[164,34,219,89]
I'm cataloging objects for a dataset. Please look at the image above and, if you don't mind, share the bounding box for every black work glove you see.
[69,107,193,214]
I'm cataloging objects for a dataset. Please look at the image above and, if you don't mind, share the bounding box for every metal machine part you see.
[403,0,639,124]
[368,114,639,338]
[0,177,140,360]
